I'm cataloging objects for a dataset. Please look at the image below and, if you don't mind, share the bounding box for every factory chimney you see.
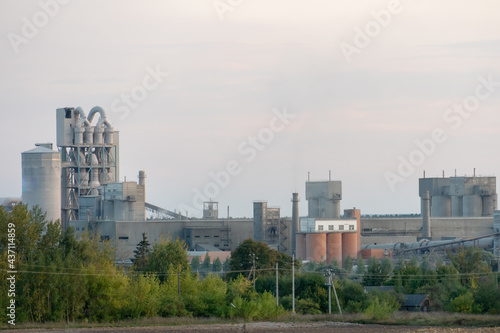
[292,193,300,256]
[422,190,431,238]
[138,170,146,202]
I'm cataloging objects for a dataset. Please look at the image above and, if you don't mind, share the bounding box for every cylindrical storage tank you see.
[84,127,94,145]
[482,195,496,217]
[74,126,84,145]
[306,233,326,262]
[422,191,431,238]
[463,195,482,217]
[431,196,451,217]
[22,146,61,223]
[342,233,357,262]
[345,208,361,257]
[326,233,342,265]
[296,234,306,260]
[93,126,104,145]
[451,196,462,217]
[104,127,114,144]
[332,199,341,219]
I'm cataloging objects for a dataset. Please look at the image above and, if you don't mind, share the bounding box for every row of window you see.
[191,235,220,238]
[317,224,355,231]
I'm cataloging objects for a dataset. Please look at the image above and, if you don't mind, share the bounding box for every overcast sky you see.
[1,0,500,218]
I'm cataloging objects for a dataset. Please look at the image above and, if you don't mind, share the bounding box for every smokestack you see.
[138,170,146,186]
[139,170,146,214]
[292,193,300,257]
[422,190,431,238]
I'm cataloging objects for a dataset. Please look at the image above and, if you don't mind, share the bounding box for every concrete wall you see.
[361,216,493,245]
[91,218,254,260]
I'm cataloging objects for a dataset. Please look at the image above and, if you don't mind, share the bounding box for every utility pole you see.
[253,254,256,289]
[177,269,181,295]
[325,269,342,315]
[276,262,279,319]
[332,272,342,315]
[249,253,257,289]
[325,269,332,314]
[292,254,295,314]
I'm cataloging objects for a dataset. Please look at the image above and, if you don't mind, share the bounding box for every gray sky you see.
[1,0,500,218]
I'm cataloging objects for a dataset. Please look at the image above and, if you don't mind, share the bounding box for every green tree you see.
[202,254,211,273]
[355,256,366,277]
[343,256,354,274]
[191,256,201,273]
[146,237,189,281]
[213,257,223,273]
[132,233,151,272]
[474,275,500,314]
[228,239,297,280]
[448,247,492,287]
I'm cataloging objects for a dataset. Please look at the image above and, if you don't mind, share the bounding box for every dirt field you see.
[4,322,500,333]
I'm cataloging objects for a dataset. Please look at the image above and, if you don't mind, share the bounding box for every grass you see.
[2,312,500,330]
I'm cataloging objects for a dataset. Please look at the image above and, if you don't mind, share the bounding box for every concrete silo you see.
[463,195,482,217]
[326,233,342,264]
[306,233,326,262]
[295,233,306,260]
[343,208,361,259]
[22,144,61,223]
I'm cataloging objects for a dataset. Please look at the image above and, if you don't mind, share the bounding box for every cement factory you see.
[2,106,499,265]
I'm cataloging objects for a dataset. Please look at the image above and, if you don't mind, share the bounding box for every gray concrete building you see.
[305,180,342,219]
[419,175,497,217]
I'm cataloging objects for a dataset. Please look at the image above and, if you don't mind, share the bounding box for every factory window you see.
[339,225,344,231]
[119,236,129,240]
[223,244,229,247]
[214,235,219,238]
[101,235,110,241]
[65,110,72,118]
[214,244,219,247]
[195,235,200,238]
[349,225,354,230]
[328,225,334,231]
[205,235,210,238]
[318,225,324,231]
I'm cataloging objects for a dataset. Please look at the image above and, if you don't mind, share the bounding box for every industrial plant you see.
[2,106,498,265]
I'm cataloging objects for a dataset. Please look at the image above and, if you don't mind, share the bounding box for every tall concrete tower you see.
[306,180,342,219]
[57,106,119,230]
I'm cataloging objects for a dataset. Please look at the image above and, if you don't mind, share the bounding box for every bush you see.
[448,291,481,314]
[296,298,322,315]
[364,296,395,320]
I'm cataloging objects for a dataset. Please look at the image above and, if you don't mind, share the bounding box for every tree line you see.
[1,205,499,324]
